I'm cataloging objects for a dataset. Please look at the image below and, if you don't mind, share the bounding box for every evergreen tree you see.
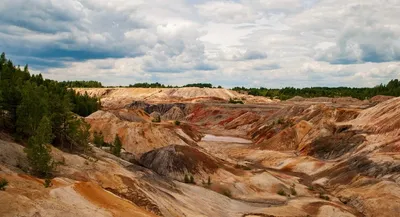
[93,131,105,147]
[16,82,49,138]
[112,135,122,157]
[65,115,91,152]
[25,116,54,178]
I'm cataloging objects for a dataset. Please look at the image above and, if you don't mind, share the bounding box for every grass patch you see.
[0,178,8,191]
[228,98,244,104]
[222,188,232,198]
[319,193,330,201]
[44,178,52,188]
[277,189,286,196]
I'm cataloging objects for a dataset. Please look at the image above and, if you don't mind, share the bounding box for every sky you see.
[1,0,400,88]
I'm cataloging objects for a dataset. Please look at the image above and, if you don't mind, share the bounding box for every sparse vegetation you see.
[290,184,297,196]
[277,118,285,125]
[152,116,161,123]
[184,174,190,183]
[184,174,195,184]
[44,178,52,188]
[93,131,105,147]
[112,135,122,157]
[308,185,314,191]
[189,175,195,184]
[0,178,8,191]
[319,193,330,201]
[235,163,251,170]
[228,98,244,104]
[277,189,286,196]
[222,188,232,198]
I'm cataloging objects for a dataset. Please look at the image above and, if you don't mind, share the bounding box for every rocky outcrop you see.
[85,110,197,158]
[162,106,185,120]
[139,145,219,181]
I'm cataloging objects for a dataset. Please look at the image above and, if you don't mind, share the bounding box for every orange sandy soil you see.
[74,182,157,217]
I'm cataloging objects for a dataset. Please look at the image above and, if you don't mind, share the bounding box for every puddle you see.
[201,134,253,144]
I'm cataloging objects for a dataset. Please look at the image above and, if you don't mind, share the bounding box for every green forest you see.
[0,53,100,177]
[233,80,400,100]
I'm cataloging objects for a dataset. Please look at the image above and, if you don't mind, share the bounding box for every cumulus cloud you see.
[1,0,400,87]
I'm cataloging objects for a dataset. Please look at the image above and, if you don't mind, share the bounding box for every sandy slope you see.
[74,87,274,108]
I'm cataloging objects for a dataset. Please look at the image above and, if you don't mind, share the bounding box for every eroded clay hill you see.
[1,88,400,217]
[74,87,275,108]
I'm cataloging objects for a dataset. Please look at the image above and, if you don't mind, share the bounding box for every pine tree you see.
[112,135,122,157]
[65,115,91,152]
[93,131,105,147]
[16,82,49,137]
[25,116,54,178]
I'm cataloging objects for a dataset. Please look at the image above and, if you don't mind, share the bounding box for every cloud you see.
[1,0,400,87]
[313,1,400,64]
[196,1,259,24]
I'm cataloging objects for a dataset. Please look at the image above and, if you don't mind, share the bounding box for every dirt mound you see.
[109,108,150,122]
[74,87,273,108]
[162,106,185,120]
[334,109,360,122]
[149,111,161,120]
[287,96,305,101]
[353,97,400,133]
[369,95,395,104]
[307,131,366,160]
[139,145,219,180]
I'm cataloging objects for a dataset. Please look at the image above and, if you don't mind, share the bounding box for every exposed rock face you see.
[74,87,274,108]
[139,145,219,180]
[162,106,185,120]
[85,110,200,158]
[126,101,186,115]
[308,131,366,160]
[149,111,161,120]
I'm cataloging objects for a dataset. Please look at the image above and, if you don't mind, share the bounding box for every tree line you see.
[59,80,103,88]
[233,79,400,100]
[65,81,222,89]
[0,52,100,178]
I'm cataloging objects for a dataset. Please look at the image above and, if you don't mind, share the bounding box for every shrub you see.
[93,131,105,147]
[319,194,330,200]
[277,118,285,125]
[0,178,8,191]
[174,120,181,126]
[290,186,297,196]
[308,185,314,191]
[189,175,195,184]
[222,188,232,198]
[184,174,190,183]
[207,176,211,186]
[277,189,286,196]
[112,135,122,157]
[228,98,244,104]
[44,178,52,188]
[152,116,161,123]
